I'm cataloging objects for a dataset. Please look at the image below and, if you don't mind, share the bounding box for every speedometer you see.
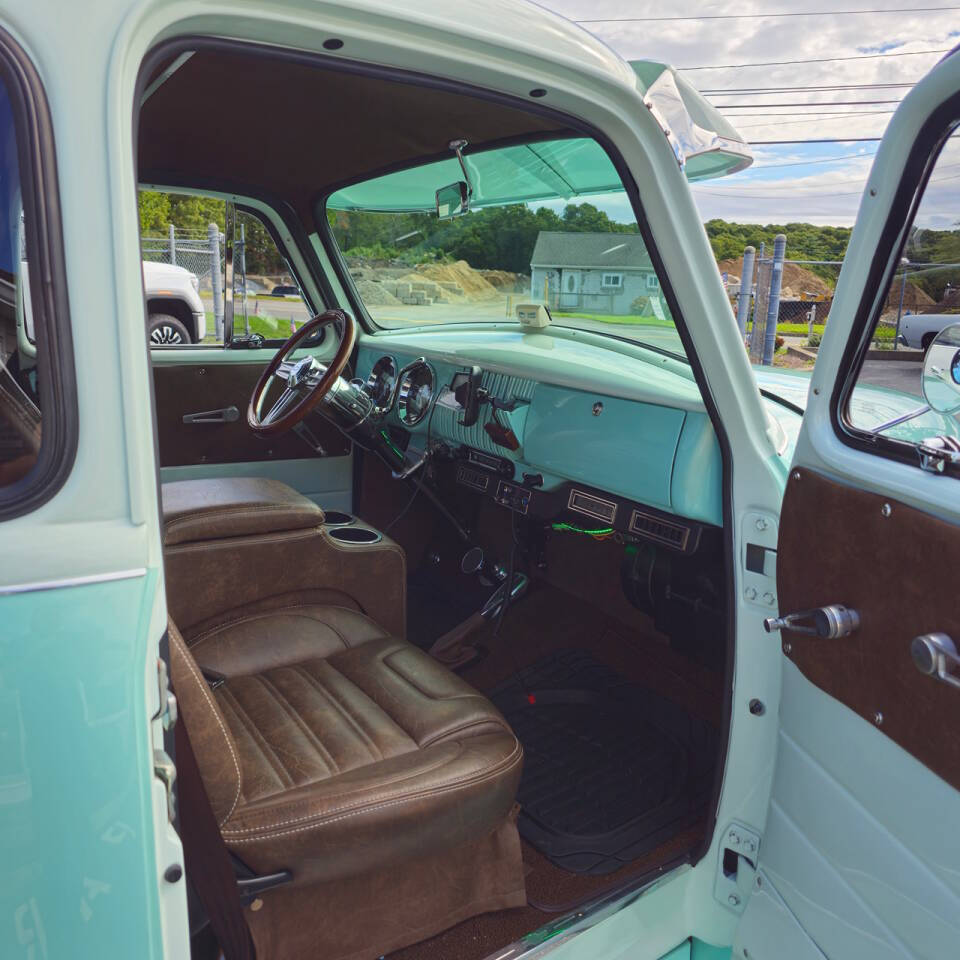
[397,361,434,426]
[364,355,398,416]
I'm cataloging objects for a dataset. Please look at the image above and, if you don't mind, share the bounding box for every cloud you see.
[542,1,955,223]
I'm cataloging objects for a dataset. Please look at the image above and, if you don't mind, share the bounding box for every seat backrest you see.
[169,620,243,827]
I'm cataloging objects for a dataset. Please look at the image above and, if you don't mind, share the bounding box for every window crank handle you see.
[763,604,860,640]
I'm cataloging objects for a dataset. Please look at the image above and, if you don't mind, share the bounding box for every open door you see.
[735,48,960,959]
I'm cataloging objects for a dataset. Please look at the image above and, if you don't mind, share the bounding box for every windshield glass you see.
[326,137,688,359]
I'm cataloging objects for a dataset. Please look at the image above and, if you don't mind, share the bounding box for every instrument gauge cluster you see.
[364,356,398,416]
[397,360,435,426]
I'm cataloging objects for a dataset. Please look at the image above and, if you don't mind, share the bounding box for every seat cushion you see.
[162,476,323,546]
[170,607,522,886]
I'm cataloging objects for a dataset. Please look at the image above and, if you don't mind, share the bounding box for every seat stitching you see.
[165,529,320,555]
[227,744,456,825]
[420,717,510,749]
[293,665,383,762]
[187,605,383,652]
[190,610,354,652]
[380,650,490,705]
[223,744,522,842]
[219,686,296,789]
[256,673,340,776]
[165,503,317,528]
[222,738,521,838]
[170,628,242,826]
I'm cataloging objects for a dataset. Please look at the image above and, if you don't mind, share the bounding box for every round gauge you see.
[364,356,398,415]
[397,361,435,426]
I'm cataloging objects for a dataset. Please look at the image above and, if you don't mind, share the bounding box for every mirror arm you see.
[449,139,473,200]
[871,403,931,435]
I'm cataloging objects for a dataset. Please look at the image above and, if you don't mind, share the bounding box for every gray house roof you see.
[530,231,653,270]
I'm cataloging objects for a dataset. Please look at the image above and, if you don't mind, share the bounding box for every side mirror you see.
[436,181,469,220]
[922,322,960,416]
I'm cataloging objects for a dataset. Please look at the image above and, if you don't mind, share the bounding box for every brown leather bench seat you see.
[164,479,525,960]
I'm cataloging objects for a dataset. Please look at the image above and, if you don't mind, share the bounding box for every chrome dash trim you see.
[0,567,148,596]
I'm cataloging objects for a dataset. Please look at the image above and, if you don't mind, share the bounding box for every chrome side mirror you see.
[922,322,960,415]
[436,181,469,220]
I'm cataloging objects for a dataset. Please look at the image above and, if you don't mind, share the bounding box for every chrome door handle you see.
[182,405,239,424]
[911,633,960,691]
[764,604,860,639]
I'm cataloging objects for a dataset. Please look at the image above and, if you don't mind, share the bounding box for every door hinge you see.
[152,657,178,731]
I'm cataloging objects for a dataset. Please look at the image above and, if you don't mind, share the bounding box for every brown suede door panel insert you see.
[778,468,960,792]
[152,362,349,467]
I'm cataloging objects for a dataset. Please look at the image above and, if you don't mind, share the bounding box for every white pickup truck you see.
[143,260,206,344]
[897,312,956,351]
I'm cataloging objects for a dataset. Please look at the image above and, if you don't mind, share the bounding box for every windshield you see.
[326,137,688,359]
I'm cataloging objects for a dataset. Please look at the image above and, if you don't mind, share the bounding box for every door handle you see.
[182,405,239,424]
[911,633,960,690]
[763,604,860,639]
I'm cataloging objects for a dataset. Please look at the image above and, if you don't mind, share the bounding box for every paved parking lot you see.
[858,358,924,398]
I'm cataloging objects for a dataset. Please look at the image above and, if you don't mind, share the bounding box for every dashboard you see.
[352,327,724,534]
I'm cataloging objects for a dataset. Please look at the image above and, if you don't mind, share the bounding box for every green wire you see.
[551,521,614,536]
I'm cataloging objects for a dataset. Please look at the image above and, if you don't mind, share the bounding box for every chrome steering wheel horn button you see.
[287,355,320,390]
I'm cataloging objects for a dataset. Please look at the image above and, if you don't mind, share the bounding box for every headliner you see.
[137,45,572,229]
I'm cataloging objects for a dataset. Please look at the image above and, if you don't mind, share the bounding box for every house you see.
[529,231,662,316]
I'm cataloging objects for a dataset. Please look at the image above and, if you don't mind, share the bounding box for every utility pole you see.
[168,223,176,266]
[762,234,787,366]
[736,245,755,338]
[893,258,909,351]
[209,221,223,341]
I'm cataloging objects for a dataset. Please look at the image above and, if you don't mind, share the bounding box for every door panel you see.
[152,361,349,466]
[778,468,960,792]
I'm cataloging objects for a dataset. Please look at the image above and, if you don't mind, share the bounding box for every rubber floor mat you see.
[491,649,717,875]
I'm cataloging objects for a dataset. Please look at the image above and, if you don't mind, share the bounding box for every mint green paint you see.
[658,941,690,960]
[691,938,731,960]
[524,384,684,512]
[0,572,162,960]
[671,412,723,525]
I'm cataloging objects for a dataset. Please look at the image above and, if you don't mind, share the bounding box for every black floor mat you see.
[491,649,717,875]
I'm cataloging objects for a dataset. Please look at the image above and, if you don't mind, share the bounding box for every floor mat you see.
[492,649,716,875]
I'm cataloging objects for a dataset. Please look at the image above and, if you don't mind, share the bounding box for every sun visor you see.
[327,64,750,213]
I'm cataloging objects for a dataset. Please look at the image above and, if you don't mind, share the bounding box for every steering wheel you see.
[247,309,356,436]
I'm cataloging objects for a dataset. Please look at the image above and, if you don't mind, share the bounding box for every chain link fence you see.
[141,224,223,293]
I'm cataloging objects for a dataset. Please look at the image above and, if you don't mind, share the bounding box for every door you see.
[559,268,580,308]
[735,48,960,960]
[146,193,353,510]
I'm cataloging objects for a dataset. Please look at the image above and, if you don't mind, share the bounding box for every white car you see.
[897,311,955,351]
[142,259,206,344]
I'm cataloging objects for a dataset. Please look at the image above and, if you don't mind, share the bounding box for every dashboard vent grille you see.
[457,465,489,493]
[629,509,690,550]
[567,489,617,524]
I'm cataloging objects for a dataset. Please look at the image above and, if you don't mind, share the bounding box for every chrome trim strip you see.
[0,567,148,596]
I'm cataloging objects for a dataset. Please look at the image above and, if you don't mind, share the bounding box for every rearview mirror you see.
[922,322,960,415]
[436,181,469,220]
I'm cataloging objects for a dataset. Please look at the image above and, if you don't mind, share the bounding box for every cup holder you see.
[328,526,382,546]
[322,511,355,527]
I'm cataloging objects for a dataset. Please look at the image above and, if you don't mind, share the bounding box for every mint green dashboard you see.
[354,326,724,528]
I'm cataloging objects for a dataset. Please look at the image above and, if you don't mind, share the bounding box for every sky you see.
[540,1,959,225]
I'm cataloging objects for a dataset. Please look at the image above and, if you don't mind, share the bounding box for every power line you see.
[716,99,903,108]
[577,7,960,23]
[737,112,895,128]
[678,48,948,71]
[750,138,885,144]
[755,152,878,169]
[735,110,897,119]
[693,171,960,200]
[701,82,917,93]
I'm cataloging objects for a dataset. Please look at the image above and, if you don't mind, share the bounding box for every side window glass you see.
[139,191,307,346]
[0,78,40,487]
[846,125,960,447]
[232,208,307,342]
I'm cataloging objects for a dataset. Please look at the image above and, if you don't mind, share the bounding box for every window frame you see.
[830,86,960,475]
[601,272,623,289]
[0,27,77,520]
[646,273,660,291]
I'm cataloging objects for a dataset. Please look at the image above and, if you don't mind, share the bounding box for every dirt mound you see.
[414,260,500,300]
[354,278,402,307]
[479,269,528,293]
[884,281,935,312]
[718,257,834,298]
